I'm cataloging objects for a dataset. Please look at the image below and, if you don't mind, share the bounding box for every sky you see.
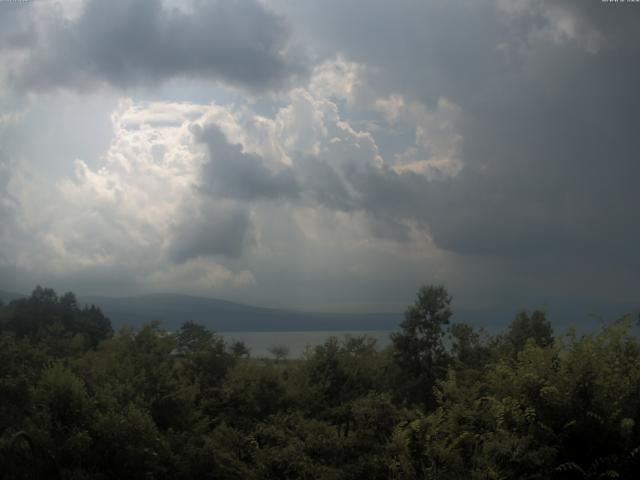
[0,0,639,315]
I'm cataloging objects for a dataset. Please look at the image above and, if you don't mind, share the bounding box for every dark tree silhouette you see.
[391,284,452,406]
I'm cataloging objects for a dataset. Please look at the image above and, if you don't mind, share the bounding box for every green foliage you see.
[1,286,112,353]
[0,333,46,432]
[391,285,452,407]
[0,285,638,479]
[229,340,251,358]
[268,345,290,361]
[222,361,292,425]
[500,310,554,356]
[303,335,389,412]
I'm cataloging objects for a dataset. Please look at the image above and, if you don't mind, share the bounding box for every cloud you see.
[309,56,364,106]
[2,1,639,310]
[0,74,441,300]
[0,98,258,296]
[496,0,640,54]
[10,0,304,92]
[168,203,253,262]
[375,95,463,178]
[271,0,640,264]
[195,123,299,201]
[146,258,256,291]
[190,83,429,242]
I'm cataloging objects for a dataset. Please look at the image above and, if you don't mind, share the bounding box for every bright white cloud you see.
[0,56,456,302]
[375,95,463,178]
[309,56,364,105]
[0,97,256,294]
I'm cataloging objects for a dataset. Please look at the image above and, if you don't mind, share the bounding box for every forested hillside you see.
[1,286,639,479]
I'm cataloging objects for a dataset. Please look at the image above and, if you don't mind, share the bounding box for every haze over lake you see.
[222,330,393,358]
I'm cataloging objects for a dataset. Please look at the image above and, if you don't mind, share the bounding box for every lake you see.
[221,330,394,358]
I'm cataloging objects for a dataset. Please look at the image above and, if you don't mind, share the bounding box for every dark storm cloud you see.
[424,0,640,258]
[0,3,36,51]
[4,0,638,308]
[194,121,429,242]
[195,124,299,201]
[168,205,252,263]
[280,0,640,261]
[194,122,414,217]
[15,0,303,92]
[0,153,16,239]
[526,0,640,53]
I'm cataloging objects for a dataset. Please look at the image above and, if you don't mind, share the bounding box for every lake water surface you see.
[222,330,393,358]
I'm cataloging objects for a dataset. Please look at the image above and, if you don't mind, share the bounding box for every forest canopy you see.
[1,286,639,479]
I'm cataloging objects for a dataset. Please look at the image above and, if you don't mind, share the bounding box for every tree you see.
[391,285,452,407]
[268,345,290,362]
[230,340,251,358]
[2,287,112,350]
[174,322,236,397]
[448,322,490,369]
[176,321,214,353]
[504,310,554,355]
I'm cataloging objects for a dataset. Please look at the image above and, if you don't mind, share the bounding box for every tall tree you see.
[391,285,452,407]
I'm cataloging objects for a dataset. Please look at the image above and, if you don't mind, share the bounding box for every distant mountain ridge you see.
[81,294,638,333]
[3,289,636,333]
[79,293,403,332]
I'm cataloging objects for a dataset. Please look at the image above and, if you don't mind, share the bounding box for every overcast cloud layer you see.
[0,0,638,315]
